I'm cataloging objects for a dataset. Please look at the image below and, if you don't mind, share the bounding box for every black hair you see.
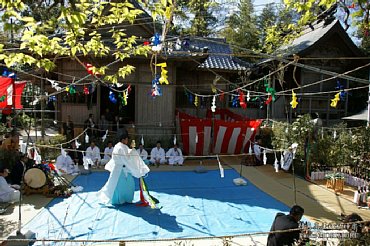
[156,141,161,144]
[290,205,304,216]
[119,132,129,142]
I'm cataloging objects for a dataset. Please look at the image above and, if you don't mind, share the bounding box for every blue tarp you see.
[23,169,293,244]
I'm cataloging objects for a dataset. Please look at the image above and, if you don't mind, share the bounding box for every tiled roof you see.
[196,39,250,71]
[170,37,250,71]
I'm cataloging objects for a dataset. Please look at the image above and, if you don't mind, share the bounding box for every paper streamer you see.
[141,135,144,146]
[263,150,267,165]
[85,134,89,144]
[173,135,177,145]
[274,154,279,173]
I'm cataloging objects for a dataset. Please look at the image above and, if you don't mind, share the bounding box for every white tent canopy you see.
[342,109,368,121]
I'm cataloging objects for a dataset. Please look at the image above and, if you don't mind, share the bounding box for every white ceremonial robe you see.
[97,142,150,204]
[56,155,79,174]
[0,176,20,203]
[86,146,101,165]
[166,148,184,165]
[253,144,261,161]
[138,148,148,160]
[101,147,113,165]
[150,147,166,164]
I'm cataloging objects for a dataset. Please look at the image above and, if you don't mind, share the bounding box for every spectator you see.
[84,114,96,137]
[0,164,20,203]
[137,143,149,165]
[68,141,83,166]
[150,141,166,167]
[85,141,101,168]
[101,141,114,165]
[55,150,79,175]
[99,114,109,137]
[63,115,75,141]
[166,144,184,166]
[267,205,304,246]
[104,108,114,123]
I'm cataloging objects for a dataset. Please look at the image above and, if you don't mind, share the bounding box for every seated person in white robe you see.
[85,141,101,168]
[166,144,184,165]
[0,166,20,203]
[137,143,150,165]
[101,141,114,165]
[55,150,79,175]
[150,141,166,166]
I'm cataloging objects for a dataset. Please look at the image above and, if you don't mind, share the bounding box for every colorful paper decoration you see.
[336,81,347,100]
[85,63,100,75]
[83,86,90,95]
[47,79,62,91]
[265,96,272,105]
[194,96,199,107]
[0,95,5,102]
[330,93,340,108]
[151,33,162,52]
[66,85,76,94]
[188,93,193,104]
[151,76,162,98]
[232,95,238,107]
[156,62,169,85]
[246,91,250,102]
[290,90,298,109]
[2,69,16,79]
[121,91,128,106]
[109,90,117,104]
[211,85,217,94]
[211,95,216,112]
[239,90,247,109]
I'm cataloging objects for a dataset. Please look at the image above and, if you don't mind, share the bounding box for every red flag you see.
[0,77,26,110]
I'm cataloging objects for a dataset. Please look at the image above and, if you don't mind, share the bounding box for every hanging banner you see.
[0,77,27,110]
[213,119,262,154]
[180,118,212,156]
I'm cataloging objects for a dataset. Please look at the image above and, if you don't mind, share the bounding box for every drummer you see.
[9,153,29,186]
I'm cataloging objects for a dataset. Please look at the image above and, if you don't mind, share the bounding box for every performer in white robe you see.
[150,141,166,166]
[0,167,20,203]
[101,141,114,166]
[166,144,184,165]
[55,153,79,175]
[137,143,150,165]
[97,133,150,205]
[85,141,101,168]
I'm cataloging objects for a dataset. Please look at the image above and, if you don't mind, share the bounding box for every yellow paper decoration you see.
[156,62,169,84]
[290,90,298,109]
[211,85,217,94]
[65,86,69,92]
[194,96,199,107]
[330,93,340,108]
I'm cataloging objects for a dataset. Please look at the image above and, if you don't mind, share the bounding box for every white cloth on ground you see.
[0,176,20,203]
[85,146,101,165]
[97,142,150,204]
[166,148,184,165]
[55,155,79,174]
[150,147,166,164]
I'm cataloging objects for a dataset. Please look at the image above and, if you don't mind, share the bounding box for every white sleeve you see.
[166,148,173,157]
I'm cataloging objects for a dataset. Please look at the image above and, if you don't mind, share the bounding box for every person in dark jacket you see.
[68,141,84,166]
[267,205,304,246]
[9,154,29,185]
